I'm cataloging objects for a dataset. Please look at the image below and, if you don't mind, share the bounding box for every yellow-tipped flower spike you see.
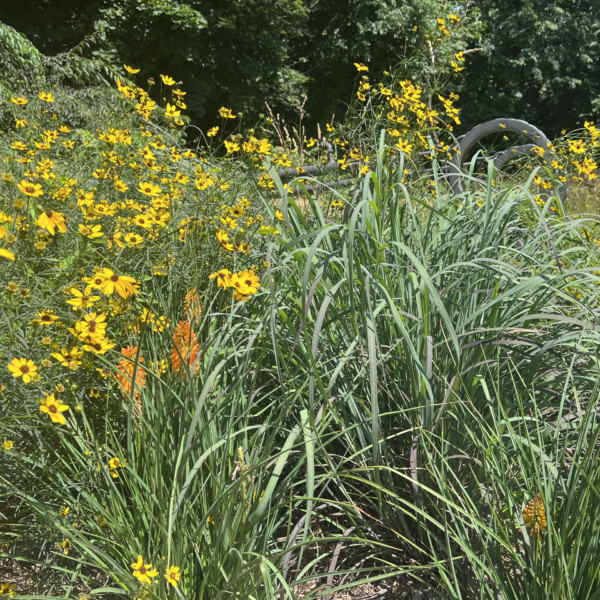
[523,493,547,541]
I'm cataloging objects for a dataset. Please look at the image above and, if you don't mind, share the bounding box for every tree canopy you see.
[0,0,597,135]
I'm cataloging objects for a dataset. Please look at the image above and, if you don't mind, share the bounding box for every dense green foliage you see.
[459,0,600,135]
[0,0,472,129]
[2,0,597,135]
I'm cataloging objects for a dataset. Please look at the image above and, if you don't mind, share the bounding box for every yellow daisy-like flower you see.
[113,178,129,192]
[123,64,140,74]
[224,140,240,154]
[50,346,83,370]
[395,138,413,154]
[0,248,15,261]
[0,582,16,595]
[81,337,116,355]
[38,92,55,102]
[66,288,100,310]
[33,310,59,326]
[208,268,232,288]
[36,209,67,235]
[17,179,43,197]
[3,440,14,451]
[108,456,124,478]
[165,103,181,118]
[95,268,140,299]
[11,96,28,105]
[230,269,260,298]
[161,74,176,86]
[137,181,161,197]
[131,555,159,584]
[207,126,219,137]
[218,106,236,119]
[78,223,104,239]
[39,393,69,425]
[7,358,38,383]
[165,565,181,587]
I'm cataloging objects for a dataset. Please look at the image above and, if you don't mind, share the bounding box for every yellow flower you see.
[354,62,369,72]
[207,126,219,137]
[51,346,83,370]
[209,269,232,288]
[7,358,38,384]
[137,181,162,196]
[78,223,104,239]
[17,179,43,197]
[0,248,15,261]
[523,493,547,541]
[568,139,586,154]
[39,393,69,425]
[395,138,413,154]
[216,229,235,251]
[224,140,240,154]
[57,539,72,555]
[124,64,140,74]
[32,310,59,326]
[108,456,124,478]
[0,582,16,596]
[218,106,236,119]
[11,96,28,105]
[36,209,67,235]
[82,337,116,355]
[161,74,176,86]
[66,288,100,310]
[165,565,181,587]
[113,178,129,192]
[59,506,70,519]
[230,269,260,300]
[165,103,181,118]
[131,555,159,584]
[95,268,140,299]
[3,440,14,451]
[38,92,55,102]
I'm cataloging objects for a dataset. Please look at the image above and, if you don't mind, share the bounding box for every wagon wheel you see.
[447,117,568,202]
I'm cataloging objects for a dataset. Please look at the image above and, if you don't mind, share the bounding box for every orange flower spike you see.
[115,346,146,399]
[171,320,201,379]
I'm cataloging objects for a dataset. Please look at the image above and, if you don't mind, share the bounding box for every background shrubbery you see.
[2,0,599,134]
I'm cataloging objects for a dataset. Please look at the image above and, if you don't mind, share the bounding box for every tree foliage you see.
[459,0,600,135]
[300,0,474,123]
[0,0,597,134]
